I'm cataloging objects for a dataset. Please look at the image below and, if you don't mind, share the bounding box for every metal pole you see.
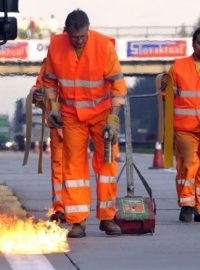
[124,95,134,196]
[122,87,164,194]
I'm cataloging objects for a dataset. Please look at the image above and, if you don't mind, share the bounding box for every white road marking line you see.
[5,254,55,270]
[163,168,176,173]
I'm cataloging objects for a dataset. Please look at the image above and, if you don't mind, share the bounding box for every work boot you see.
[67,221,86,238]
[194,215,200,222]
[99,219,122,235]
[50,211,66,223]
[179,206,193,222]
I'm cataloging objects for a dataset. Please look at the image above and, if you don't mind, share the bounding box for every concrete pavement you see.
[0,151,200,270]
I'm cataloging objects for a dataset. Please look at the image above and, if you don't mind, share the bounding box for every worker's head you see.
[64,9,90,48]
[192,27,200,60]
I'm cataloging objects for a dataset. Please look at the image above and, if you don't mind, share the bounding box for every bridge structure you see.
[0,60,173,76]
[0,34,193,76]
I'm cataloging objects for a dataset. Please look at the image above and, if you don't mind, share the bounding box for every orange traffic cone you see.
[150,141,164,169]
[34,140,40,153]
[46,138,51,154]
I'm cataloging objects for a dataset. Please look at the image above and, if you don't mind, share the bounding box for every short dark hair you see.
[192,27,200,45]
[64,9,90,33]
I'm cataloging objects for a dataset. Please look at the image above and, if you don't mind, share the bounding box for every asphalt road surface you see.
[0,151,200,270]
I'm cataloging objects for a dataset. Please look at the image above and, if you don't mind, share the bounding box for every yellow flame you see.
[0,215,69,255]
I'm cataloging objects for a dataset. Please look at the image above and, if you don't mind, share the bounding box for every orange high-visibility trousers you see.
[175,130,200,214]
[62,110,118,224]
[50,128,64,213]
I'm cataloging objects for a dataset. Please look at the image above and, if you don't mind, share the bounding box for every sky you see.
[16,0,200,27]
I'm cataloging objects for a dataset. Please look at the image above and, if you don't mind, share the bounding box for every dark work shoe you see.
[67,221,86,238]
[99,219,122,235]
[194,215,200,222]
[50,211,66,223]
[179,206,193,222]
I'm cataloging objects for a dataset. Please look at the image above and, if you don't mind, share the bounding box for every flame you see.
[0,215,69,255]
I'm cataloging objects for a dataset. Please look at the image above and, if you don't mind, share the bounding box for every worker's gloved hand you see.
[103,114,119,145]
[56,128,63,141]
[48,100,63,128]
[49,110,63,129]
[32,87,44,101]
[160,73,168,91]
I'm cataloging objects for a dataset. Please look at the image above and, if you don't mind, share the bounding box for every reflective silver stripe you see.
[106,73,124,81]
[196,187,200,195]
[177,179,195,186]
[174,108,200,115]
[175,90,200,97]
[64,179,90,188]
[58,79,74,87]
[59,78,105,88]
[76,79,105,87]
[177,179,185,185]
[59,92,110,108]
[64,205,90,213]
[53,195,62,202]
[99,199,116,209]
[111,95,126,99]
[54,184,62,191]
[43,72,57,80]
[180,196,195,203]
[173,86,177,94]
[99,175,116,183]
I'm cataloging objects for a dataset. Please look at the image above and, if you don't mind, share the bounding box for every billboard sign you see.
[127,40,187,59]
[0,41,28,60]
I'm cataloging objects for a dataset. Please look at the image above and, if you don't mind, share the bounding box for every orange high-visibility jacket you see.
[43,30,127,121]
[172,56,200,131]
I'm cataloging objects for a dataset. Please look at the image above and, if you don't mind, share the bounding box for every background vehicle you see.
[12,98,49,151]
[0,114,12,150]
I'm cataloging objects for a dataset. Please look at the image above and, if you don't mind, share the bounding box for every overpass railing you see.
[17,25,196,40]
[92,25,195,38]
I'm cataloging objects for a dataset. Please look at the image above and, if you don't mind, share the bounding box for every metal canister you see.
[104,128,113,163]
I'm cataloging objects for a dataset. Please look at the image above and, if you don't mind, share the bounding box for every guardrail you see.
[92,25,195,38]
[17,25,196,40]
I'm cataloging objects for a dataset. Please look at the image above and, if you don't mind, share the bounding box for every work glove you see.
[32,87,44,102]
[160,73,168,91]
[103,114,120,145]
[48,100,63,129]
[56,128,63,141]
[49,110,63,129]
[31,87,45,110]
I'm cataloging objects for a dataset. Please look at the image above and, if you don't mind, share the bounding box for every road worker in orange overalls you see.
[31,58,65,223]
[43,9,127,238]
[162,27,200,223]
